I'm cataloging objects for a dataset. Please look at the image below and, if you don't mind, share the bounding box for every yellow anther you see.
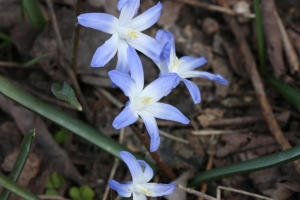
[140,189,152,195]
[142,97,152,105]
[170,57,184,71]
[128,30,138,39]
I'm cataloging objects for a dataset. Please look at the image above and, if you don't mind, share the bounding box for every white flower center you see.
[133,184,152,196]
[128,30,138,39]
[132,96,153,111]
[170,57,184,72]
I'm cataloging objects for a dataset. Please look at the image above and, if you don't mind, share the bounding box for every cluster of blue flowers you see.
[78,0,228,199]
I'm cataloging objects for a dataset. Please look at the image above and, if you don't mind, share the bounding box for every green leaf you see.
[45,178,54,188]
[24,54,49,67]
[0,172,41,200]
[50,172,64,188]
[21,0,46,30]
[51,82,82,111]
[189,144,300,186]
[69,187,80,200]
[0,32,11,42]
[45,188,58,196]
[80,185,94,199]
[266,77,300,111]
[0,76,158,171]
[54,129,68,144]
[0,129,36,200]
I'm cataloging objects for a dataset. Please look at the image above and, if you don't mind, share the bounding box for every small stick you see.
[45,0,92,123]
[102,128,125,200]
[0,61,29,68]
[71,0,82,73]
[39,195,70,200]
[191,129,248,136]
[177,184,217,200]
[217,0,300,172]
[274,10,299,74]
[217,186,273,200]
[198,153,214,200]
[130,125,176,180]
[160,130,189,144]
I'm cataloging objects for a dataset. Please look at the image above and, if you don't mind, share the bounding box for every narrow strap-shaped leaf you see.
[21,0,46,30]
[0,173,41,200]
[51,82,82,111]
[24,54,49,67]
[189,145,300,186]
[0,129,36,200]
[0,76,158,171]
[266,77,300,111]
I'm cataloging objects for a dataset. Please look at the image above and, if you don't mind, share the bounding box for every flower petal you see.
[155,30,176,61]
[112,104,138,129]
[108,179,132,197]
[119,0,140,25]
[117,0,127,10]
[177,56,207,74]
[127,32,161,64]
[133,192,147,200]
[77,13,118,34]
[116,39,129,73]
[137,160,153,183]
[108,70,137,97]
[91,34,118,67]
[144,102,189,124]
[182,79,201,104]
[138,111,160,152]
[120,151,143,184]
[127,46,144,93]
[180,71,229,85]
[128,2,162,31]
[140,73,180,103]
[143,182,176,197]
[158,42,171,75]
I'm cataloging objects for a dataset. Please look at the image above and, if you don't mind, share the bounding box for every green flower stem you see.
[21,0,46,30]
[0,129,36,200]
[0,76,157,171]
[189,145,300,186]
[0,173,41,200]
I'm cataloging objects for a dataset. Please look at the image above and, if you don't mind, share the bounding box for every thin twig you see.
[174,0,253,19]
[217,0,300,172]
[217,186,273,200]
[102,128,125,200]
[177,184,217,200]
[71,0,82,73]
[0,61,30,68]
[160,130,189,144]
[191,129,249,136]
[130,125,176,180]
[45,0,92,122]
[39,195,71,200]
[198,153,214,200]
[274,10,299,74]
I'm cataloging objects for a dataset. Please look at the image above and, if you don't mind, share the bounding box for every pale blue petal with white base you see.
[77,13,118,34]
[137,160,154,183]
[108,70,137,97]
[155,30,176,60]
[119,0,140,25]
[143,182,176,197]
[120,151,143,184]
[180,71,228,85]
[108,179,132,197]
[127,46,144,92]
[112,104,138,129]
[182,79,201,104]
[138,111,160,152]
[117,0,127,10]
[127,32,161,64]
[133,192,147,200]
[140,74,180,102]
[158,42,171,75]
[116,39,129,73]
[177,56,207,73]
[91,33,118,67]
[144,102,189,124]
[128,2,162,31]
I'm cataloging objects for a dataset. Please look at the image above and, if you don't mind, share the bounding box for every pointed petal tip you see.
[215,74,229,85]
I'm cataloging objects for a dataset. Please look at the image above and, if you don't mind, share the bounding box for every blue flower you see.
[77,0,162,72]
[109,46,189,152]
[156,30,229,104]
[109,151,175,199]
